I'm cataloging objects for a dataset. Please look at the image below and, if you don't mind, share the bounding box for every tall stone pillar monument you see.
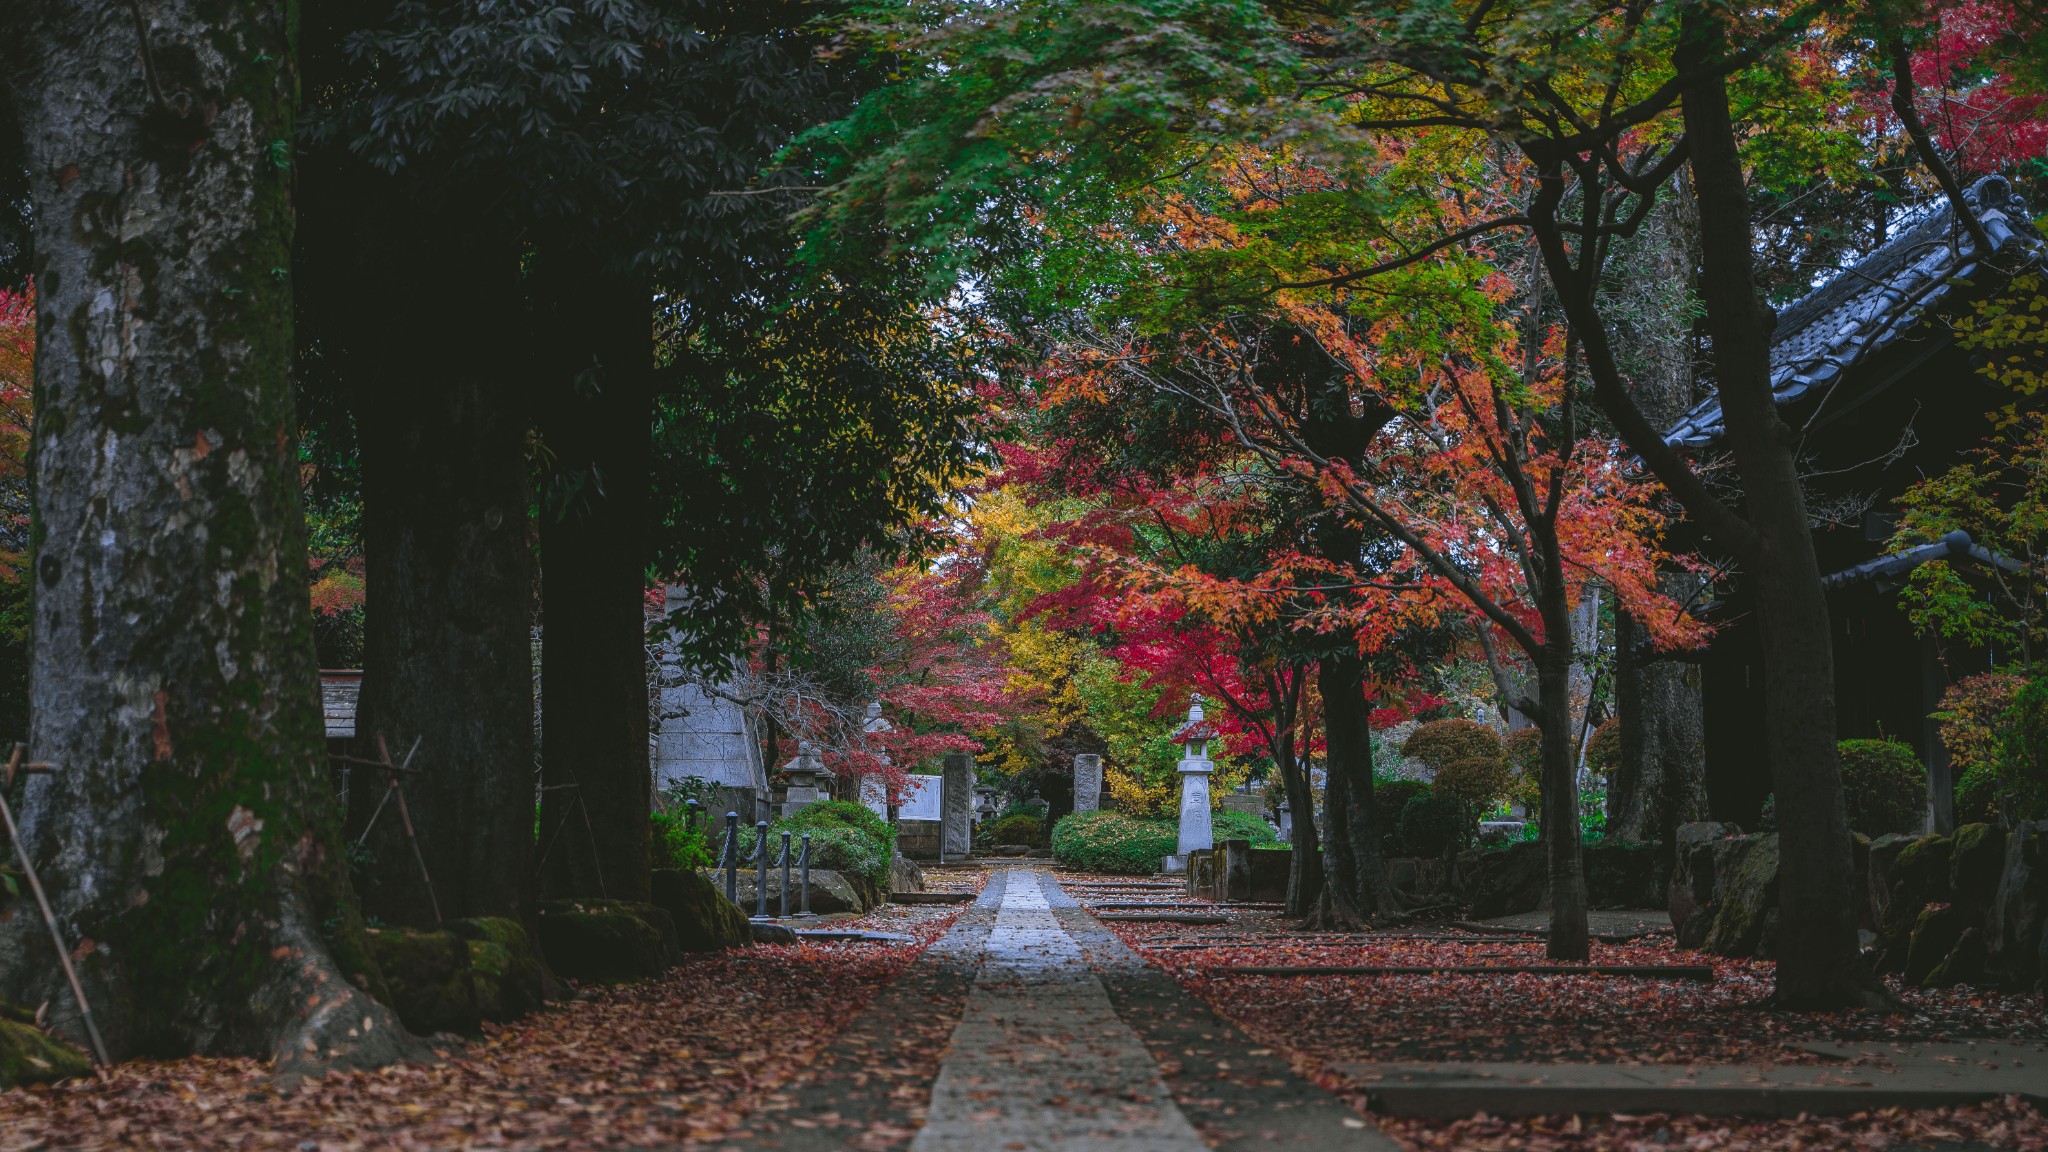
[941,751,975,859]
[1172,697,1218,860]
[1073,754,1103,813]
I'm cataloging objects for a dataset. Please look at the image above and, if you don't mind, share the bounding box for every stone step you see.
[890,891,977,904]
[1340,1042,2048,1118]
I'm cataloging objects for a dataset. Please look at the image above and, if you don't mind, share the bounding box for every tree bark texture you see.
[0,2,415,1068]
[1611,606,1706,844]
[1316,654,1399,922]
[1680,10,1871,1007]
[1608,186,1707,846]
[1537,643,1590,961]
[345,222,538,929]
[537,260,653,902]
[1277,717,1323,917]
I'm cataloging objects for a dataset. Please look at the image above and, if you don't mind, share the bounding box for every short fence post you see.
[722,811,739,904]
[754,820,770,918]
[778,831,792,918]
[685,799,701,834]
[799,833,813,916]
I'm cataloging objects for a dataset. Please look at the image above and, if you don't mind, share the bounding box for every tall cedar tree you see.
[0,2,415,1066]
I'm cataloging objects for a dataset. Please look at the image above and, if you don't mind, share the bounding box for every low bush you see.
[734,801,895,889]
[988,813,1045,846]
[650,805,715,871]
[1374,779,1432,856]
[1210,808,1280,845]
[1051,811,1176,874]
[1839,738,1925,835]
[1397,791,1472,858]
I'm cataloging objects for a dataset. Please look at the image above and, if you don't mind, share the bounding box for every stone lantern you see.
[1169,695,1219,865]
[781,742,829,816]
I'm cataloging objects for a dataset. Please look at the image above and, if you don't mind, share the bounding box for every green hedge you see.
[1397,791,1471,858]
[738,801,895,889]
[1838,738,1925,835]
[1211,809,1280,845]
[1051,811,1177,874]
[988,813,1045,846]
[1051,809,1277,873]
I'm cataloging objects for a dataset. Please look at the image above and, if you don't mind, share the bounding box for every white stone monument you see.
[1073,753,1103,813]
[1165,697,1218,871]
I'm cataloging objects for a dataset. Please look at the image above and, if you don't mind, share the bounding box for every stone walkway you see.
[717,865,1392,1151]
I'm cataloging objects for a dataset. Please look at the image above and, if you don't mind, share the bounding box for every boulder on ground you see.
[1668,822,1741,948]
[1584,840,1669,909]
[538,899,678,983]
[650,868,752,951]
[1990,821,2048,988]
[1460,841,1545,919]
[363,925,480,1035]
[1878,834,1954,969]
[1951,823,2008,915]
[889,855,926,895]
[1702,833,1779,958]
[446,916,548,1020]
[704,867,867,915]
[1924,926,1989,988]
[1905,904,1967,987]
[0,1001,90,1088]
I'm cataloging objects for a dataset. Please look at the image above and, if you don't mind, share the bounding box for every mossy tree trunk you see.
[0,0,414,1069]
[536,257,653,902]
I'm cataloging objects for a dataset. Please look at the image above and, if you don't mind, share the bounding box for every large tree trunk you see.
[537,261,654,901]
[1312,654,1400,925]
[1680,11,1875,1008]
[0,1,413,1068]
[348,224,538,929]
[1611,610,1706,844]
[1537,642,1590,961]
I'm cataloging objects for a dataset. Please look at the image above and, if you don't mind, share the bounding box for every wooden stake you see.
[0,745,112,1066]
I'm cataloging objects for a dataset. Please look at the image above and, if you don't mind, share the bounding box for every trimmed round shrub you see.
[1402,719,1503,772]
[988,813,1045,846]
[1374,779,1432,856]
[1838,738,1925,835]
[1432,755,1513,810]
[1397,792,1472,858]
[1051,811,1177,874]
[1584,719,1622,778]
[784,799,894,846]
[1211,809,1280,845]
[737,800,896,890]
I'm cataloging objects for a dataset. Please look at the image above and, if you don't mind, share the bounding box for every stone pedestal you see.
[942,752,975,858]
[1073,754,1103,813]
[1176,754,1213,857]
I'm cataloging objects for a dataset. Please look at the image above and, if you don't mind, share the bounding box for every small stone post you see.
[1073,754,1103,813]
[1171,697,1217,865]
[942,752,975,858]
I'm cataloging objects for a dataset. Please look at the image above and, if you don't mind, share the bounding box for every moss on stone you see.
[538,900,677,984]
[1950,823,2007,915]
[1703,833,1779,958]
[446,917,547,1021]
[1878,834,1955,968]
[362,926,479,1036]
[0,1001,91,1088]
[649,869,750,952]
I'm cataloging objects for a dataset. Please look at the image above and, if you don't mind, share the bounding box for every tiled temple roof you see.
[1664,175,2046,448]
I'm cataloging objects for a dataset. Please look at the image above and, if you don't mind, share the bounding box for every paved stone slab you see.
[911,869,1211,1151]
[1051,879,1401,1151]
[1338,1040,2048,1118]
